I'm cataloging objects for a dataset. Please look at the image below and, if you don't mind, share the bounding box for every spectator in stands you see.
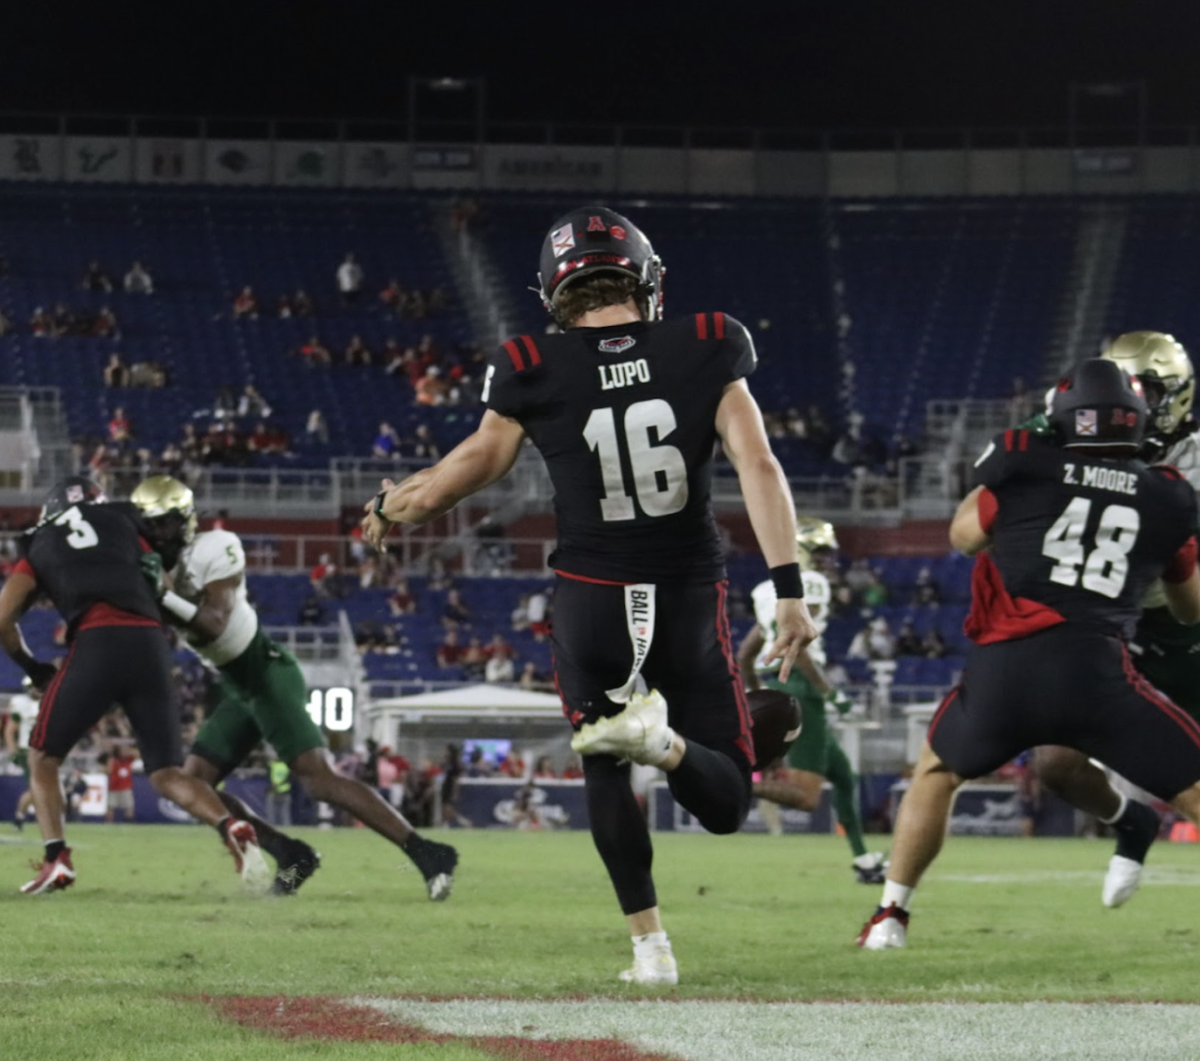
[50,302,73,337]
[85,442,113,492]
[275,293,293,318]
[129,359,167,388]
[373,421,401,459]
[436,629,464,668]
[305,409,329,446]
[104,745,136,823]
[0,308,13,336]
[82,260,113,293]
[441,588,471,628]
[107,407,132,444]
[297,594,325,625]
[518,660,551,692]
[93,305,120,339]
[895,619,924,657]
[123,261,154,295]
[103,352,131,388]
[922,628,949,659]
[533,756,557,779]
[337,251,364,305]
[561,754,584,780]
[485,632,514,664]
[310,553,338,598]
[439,744,472,828]
[179,422,203,465]
[499,747,526,779]
[232,286,259,319]
[485,648,515,684]
[298,335,332,366]
[401,759,436,827]
[858,568,889,610]
[414,366,446,406]
[847,616,897,661]
[29,307,51,338]
[527,587,551,640]
[461,637,488,681]
[911,565,941,606]
[247,421,290,456]
[237,384,273,419]
[411,424,441,461]
[292,289,314,317]
[159,440,184,479]
[380,338,406,376]
[387,576,417,616]
[427,557,452,591]
[510,594,530,632]
[380,277,406,314]
[344,334,372,366]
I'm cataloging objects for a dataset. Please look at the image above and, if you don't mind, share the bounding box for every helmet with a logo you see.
[38,476,106,525]
[1101,330,1195,444]
[536,206,664,323]
[1049,358,1147,455]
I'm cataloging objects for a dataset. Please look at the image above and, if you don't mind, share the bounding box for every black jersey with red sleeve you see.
[965,429,1198,642]
[484,313,756,582]
[18,501,162,635]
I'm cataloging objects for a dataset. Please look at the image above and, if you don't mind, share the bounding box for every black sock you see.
[214,816,233,843]
[1113,801,1159,863]
[45,840,65,862]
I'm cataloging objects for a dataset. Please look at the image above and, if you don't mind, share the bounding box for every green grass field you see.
[4,824,1200,1060]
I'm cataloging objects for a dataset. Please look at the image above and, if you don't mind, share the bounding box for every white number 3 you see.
[54,506,99,550]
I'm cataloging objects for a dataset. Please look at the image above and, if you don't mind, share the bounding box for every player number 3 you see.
[54,506,99,550]
[1042,497,1139,598]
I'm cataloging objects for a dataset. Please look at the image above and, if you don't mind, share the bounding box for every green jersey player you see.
[133,475,458,900]
[738,516,887,884]
[1016,332,1197,907]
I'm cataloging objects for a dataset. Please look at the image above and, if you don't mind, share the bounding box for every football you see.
[747,688,803,772]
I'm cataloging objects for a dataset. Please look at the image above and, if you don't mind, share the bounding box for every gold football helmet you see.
[1102,331,1195,439]
[131,474,198,546]
[795,515,838,571]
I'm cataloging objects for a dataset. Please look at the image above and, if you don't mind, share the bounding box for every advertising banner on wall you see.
[0,135,62,181]
[485,145,613,191]
[135,138,202,183]
[205,139,271,185]
[64,137,133,182]
[343,142,410,187]
[275,141,340,187]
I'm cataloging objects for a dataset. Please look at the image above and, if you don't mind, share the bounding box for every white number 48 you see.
[1042,497,1139,599]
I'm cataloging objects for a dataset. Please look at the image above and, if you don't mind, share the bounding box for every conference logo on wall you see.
[205,139,271,185]
[345,142,408,187]
[488,146,612,191]
[276,142,338,186]
[0,135,61,180]
[65,137,133,182]
[135,139,201,183]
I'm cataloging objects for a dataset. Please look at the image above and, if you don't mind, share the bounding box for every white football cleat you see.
[1102,854,1144,908]
[571,691,674,766]
[224,820,273,895]
[856,903,909,950]
[619,942,679,985]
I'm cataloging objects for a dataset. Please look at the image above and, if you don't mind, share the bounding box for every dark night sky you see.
[7,1,1200,132]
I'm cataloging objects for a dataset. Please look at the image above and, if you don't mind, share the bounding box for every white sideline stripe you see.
[939,867,1200,886]
[356,998,1200,1061]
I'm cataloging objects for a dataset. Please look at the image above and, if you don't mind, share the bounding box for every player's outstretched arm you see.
[363,411,525,550]
[1164,557,1200,626]
[950,486,992,555]
[0,570,56,689]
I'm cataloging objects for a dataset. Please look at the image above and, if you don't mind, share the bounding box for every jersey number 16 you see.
[584,399,688,522]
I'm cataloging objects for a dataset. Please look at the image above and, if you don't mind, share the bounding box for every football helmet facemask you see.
[1101,330,1195,444]
[1049,358,1147,455]
[536,206,664,323]
[795,515,838,571]
[131,475,198,560]
[38,476,107,526]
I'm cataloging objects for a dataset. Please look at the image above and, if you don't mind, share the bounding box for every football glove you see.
[825,688,855,716]
[24,659,58,691]
[138,551,166,600]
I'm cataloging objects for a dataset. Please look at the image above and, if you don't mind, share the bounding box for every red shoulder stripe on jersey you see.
[1163,535,1198,583]
[1155,463,1186,481]
[963,552,1066,645]
[977,487,998,535]
[13,557,34,581]
[519,334,542,367]
[1004,429,1015,452]
[1019,430,1029,451]
[695,313,708,340]
[503,339,524,371]
[714,312,726,340]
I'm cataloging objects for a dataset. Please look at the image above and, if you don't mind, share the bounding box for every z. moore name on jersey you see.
[598,358,651,391]
[1062,462,1138,495]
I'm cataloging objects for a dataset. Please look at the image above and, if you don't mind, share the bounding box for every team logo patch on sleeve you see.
[1075,408,1097,436]
[550,224,575,257]
[598,336,637,354]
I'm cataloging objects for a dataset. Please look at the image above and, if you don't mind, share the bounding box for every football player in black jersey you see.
[0,476,270,894]
[858,360,1200,950]
[363,206,817,984]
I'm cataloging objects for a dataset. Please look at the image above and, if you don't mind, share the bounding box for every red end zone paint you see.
[204,996,676,1061]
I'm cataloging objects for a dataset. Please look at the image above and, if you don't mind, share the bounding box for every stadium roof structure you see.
[368,683,563,722]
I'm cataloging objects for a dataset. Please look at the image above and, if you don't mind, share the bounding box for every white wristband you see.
[161,590,198,623]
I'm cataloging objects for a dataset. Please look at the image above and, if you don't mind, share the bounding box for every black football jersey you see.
[23,501,162,632]
[484,313,756,582]
[972,429,1198,638]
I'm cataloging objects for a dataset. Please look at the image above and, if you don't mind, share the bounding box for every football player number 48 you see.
[1042,497,1139,598]
[584,400,688,521]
